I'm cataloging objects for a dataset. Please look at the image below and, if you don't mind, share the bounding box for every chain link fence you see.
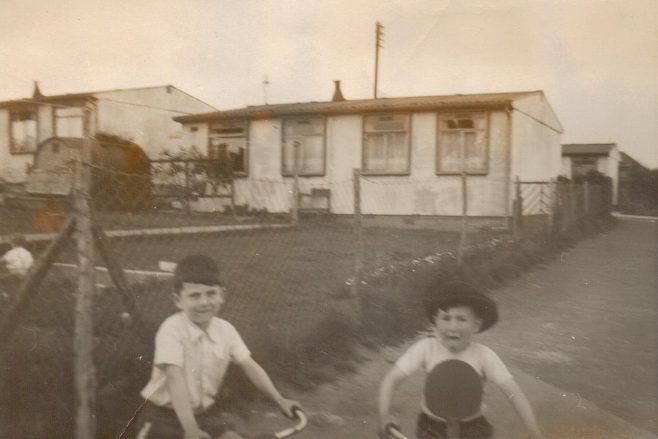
[0,147,613,438]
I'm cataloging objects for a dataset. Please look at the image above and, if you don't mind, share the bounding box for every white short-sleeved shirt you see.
[395,337,513,418]
[141,312,251,410]
[2,246,33,276]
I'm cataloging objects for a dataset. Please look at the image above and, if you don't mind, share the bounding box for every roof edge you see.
[173,90,541,123]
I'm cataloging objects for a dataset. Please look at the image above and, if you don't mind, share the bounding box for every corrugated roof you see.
[562,143,616,156]
[174,90,541,123]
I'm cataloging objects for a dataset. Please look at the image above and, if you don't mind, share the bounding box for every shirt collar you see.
[180,312,220,342]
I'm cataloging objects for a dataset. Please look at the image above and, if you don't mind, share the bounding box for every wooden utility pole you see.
[74,106,97,439]
[374,21,384,98]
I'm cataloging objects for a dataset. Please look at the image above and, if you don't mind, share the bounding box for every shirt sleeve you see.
[480,345,513,386]
[227,324,251,364]
[153,319,184,367]
[394,339,428,376]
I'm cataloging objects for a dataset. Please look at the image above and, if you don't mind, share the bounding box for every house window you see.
[362,114,410,174]
[10,111,37,154]
[282,117,325,176]
[437,112,488,174]
[208,120,248,176]
[55,107,84,137]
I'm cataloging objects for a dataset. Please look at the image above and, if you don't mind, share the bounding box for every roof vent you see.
[332,80,346,102]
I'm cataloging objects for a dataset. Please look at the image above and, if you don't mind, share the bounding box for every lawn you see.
[2,219,478,439]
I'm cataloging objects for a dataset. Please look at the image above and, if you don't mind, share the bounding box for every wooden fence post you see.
[541,178,557,237]
[584,180,590,218]
[457,169,468,267]
[559,181,567,235]
[184,160,191,214]
[512,177,522,239]
[352,169,364,305]
[291,141,300,225]
[74,107,97,439]
[569,179,576,230]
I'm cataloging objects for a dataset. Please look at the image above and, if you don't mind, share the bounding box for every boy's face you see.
[433,305,482,353]
[173,282,225,329]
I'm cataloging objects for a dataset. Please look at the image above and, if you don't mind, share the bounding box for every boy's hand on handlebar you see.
[277,397,302,419]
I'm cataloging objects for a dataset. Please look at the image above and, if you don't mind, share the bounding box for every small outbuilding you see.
[561,143,620,205]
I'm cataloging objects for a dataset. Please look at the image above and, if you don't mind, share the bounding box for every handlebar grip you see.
[275,407,307,438]
[291,407,307,429]
[385,423,407,439]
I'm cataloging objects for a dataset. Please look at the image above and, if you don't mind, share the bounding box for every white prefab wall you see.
[511,94,562,184]
[96,87,216,158]
[186,108,520,217]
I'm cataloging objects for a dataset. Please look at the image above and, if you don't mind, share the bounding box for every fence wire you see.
[0,158,612,439]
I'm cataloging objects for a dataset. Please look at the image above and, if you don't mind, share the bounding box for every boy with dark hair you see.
[136,254,299,439]
[378,281,542,439]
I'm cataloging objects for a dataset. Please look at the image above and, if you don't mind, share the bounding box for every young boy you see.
[136,254,300,439]
[378,281,542,439]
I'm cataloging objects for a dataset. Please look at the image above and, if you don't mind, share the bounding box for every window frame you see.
[435,110,490,176]
[361,112,411,176]
[207,119,249,177]
[281,116,327,177]
[53,106,85,138]
[9,108,38,155]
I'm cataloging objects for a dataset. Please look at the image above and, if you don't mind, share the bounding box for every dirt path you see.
[240,217,658,439]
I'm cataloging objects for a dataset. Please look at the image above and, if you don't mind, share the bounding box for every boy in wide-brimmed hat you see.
[378,281,542,439]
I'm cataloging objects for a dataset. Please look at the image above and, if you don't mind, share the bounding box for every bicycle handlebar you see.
[385,423,408,439]
[274,407,307,439]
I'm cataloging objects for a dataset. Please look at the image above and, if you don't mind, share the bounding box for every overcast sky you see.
[1,0,656,167]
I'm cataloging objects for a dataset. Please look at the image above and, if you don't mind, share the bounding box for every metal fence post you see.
[74,106,97,439]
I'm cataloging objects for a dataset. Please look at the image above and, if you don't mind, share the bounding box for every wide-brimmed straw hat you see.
[425,281,498,332]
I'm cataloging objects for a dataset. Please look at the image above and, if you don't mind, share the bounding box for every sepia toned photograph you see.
[0,1,656,438]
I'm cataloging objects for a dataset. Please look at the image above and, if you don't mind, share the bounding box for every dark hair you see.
[173,254,221,293]
[424,281,498,332]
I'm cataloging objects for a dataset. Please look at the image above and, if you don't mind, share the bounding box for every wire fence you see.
[0,150,613,438]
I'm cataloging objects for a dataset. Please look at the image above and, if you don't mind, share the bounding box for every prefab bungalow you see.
[174,87,563,227]
[0,84,216,185]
